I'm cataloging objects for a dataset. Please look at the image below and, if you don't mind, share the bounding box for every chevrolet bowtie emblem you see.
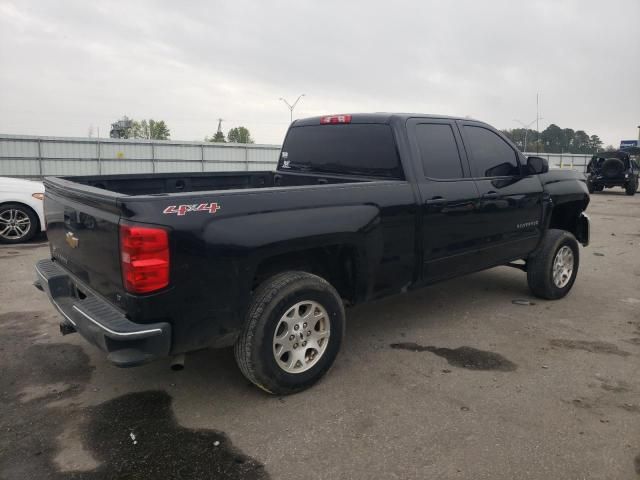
[65,231,79,249]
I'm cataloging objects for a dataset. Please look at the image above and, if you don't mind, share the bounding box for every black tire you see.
[527,229,580,300]
[625,180,637,196]
[234,271,345,395]
[0,203,39,244]
[594,185,604,192]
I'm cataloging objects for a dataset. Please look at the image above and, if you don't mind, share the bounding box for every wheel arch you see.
[547,199,589,246]
[250,243,369,306]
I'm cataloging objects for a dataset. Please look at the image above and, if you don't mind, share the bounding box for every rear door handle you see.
[482,191,499,200]
[426,197,447,206]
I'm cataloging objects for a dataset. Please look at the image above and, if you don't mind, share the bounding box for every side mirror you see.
[526,156,549,175]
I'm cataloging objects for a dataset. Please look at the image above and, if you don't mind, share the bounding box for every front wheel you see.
[234,271,345,395]
[527,229,580,300]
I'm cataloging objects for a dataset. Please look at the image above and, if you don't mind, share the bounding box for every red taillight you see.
[119,224,169,294]
[320,114,352,124]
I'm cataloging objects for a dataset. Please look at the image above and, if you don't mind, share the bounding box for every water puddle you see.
[390,342,517,371]
[0,311,268,479]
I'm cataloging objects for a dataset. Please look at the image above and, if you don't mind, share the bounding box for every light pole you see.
[514,116,543,153]
[279,94,305,124]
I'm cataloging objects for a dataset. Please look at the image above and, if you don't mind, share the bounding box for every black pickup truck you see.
[35,113,590,394]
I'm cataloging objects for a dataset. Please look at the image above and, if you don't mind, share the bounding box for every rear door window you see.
[415,123,464,179]
[280,124,403,178]
[463,126,520,178]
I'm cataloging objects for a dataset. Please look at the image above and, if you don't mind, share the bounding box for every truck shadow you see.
[592,190,632,196]
[180,267,528,392]
[346,266,531,336]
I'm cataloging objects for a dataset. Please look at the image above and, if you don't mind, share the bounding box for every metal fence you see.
[523,152,591,172]
[0,134,592,179]
[0,134,281,178]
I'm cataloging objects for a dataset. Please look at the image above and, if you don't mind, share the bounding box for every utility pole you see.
[279,94,305,124]
[210,118,225,142]
[536,93,540,153]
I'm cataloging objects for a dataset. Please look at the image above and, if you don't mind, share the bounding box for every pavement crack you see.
[549,339,630,357]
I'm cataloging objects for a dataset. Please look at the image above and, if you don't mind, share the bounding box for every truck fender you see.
[204,204,383,296]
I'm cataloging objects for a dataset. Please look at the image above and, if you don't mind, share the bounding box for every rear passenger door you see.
[406,119,481,282]
[459,121,544,267]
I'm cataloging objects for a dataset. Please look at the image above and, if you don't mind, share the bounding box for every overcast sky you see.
[1,0,638,146]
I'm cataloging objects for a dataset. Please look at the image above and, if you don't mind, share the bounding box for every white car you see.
[0,176,46,244]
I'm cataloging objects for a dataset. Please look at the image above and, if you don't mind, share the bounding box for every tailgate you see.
[43,178,125,303]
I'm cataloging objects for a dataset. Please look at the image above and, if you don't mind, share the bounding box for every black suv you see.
[586,148,640,195]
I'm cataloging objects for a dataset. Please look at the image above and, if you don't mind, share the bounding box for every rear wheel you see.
[234,271,345,395]
[0,203,38,244]
[625,180,637,196]
[527,229,580,300]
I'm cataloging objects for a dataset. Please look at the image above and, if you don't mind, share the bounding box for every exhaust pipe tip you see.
[170,354,185,371]
[59,322,77,336]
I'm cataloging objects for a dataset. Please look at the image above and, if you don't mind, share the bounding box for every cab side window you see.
[415,123,464,179]
[464,126,520,178]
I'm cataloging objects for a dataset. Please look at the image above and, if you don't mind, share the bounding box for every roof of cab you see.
[292,113,476,127]
[591,150,631,160]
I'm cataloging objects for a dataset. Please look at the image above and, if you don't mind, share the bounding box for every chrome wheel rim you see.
[552,245,574,288]
[0,209,31,240]
[273,300,331,374]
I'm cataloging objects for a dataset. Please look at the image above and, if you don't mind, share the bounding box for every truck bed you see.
[64,171,370,196]
[40,167,414,362]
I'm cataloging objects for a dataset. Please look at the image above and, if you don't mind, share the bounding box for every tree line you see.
[109,117,254,143]
[206,126,254,144]
[501,124,610,154]
[109,117,171,140]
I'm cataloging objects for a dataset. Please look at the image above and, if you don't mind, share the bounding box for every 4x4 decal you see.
[163,202,221,216]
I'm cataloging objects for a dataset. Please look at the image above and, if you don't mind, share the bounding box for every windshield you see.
[279,124,403,179]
